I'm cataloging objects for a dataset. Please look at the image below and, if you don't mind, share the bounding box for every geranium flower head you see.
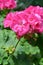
[4,11,30,37]
[3,6,43,37]
[0,0,17,10]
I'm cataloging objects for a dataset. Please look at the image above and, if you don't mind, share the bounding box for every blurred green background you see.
[16,0,43,10]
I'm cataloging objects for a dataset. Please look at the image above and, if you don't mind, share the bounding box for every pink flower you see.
[3,6,43,37]
[10,11,30,36]
[3,12,14,28]
[27,14,41,32]
[24,6,43,15]
[4,0,17,9]
[0,0,17,10]
[0,0,4,10]
[4,11,30,36]
[24,6,43,33]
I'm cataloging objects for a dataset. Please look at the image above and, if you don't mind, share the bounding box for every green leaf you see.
[0,16,4,26]
[39,58,43,65]
[0,56,3,64]
[8,56,15,65]
[3,59,8,65]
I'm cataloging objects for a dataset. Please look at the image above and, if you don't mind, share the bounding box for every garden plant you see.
[0,0,43,65]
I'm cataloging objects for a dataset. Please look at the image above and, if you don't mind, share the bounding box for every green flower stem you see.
[15,38,20,49]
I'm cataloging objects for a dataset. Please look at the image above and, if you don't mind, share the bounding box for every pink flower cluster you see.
[0,0,17,10]
[3,6,43,37]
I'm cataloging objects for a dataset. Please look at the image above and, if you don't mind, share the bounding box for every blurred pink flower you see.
[24,6,43,33]
[3,6,43,37]
[0,0,17,10]
[4,11,30,36]
[4,12,14,27]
